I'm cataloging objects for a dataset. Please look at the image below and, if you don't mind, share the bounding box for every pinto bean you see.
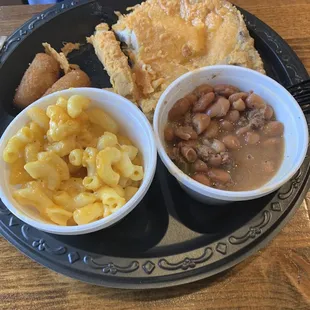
[185,93,198,105]
[175,126,198,140]
[212,139,226,153]
[208,168,231,184]
[263,121,284,137]
[236,125,250,136]
[192,92,215,112]
[245,93,266,109]
[206,97,230,118]
[208,154,222,167]
[192,173,211,186]
[214,84,240,98]
[183,111,192,126]
[229,92,248,103]
[245,132,260,144]
[232,98,246,111]
[263,105,274,120]
[168,97,191,121]
[194,84,214,97]
[220,120,234,132]
[193,159,209,173]
[164,126,175,142]
[180,146,197,163]
[192,113,211,134]
[225,110,240,123]
[222,135,241,149]
[178,140,197,148]
[203,120,219,138]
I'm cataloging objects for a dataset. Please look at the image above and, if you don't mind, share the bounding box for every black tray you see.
[0,0,309,289]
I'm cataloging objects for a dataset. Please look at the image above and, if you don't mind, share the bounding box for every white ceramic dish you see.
[153,65,309,204]
[0,88,157,235]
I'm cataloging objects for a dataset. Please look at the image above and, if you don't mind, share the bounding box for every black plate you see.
[0,0,309,289]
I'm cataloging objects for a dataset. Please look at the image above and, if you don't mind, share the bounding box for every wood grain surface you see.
[0,1,310,309]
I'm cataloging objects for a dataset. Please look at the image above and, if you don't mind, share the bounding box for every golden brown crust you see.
[14,53,60,108]
[111,0,265,115]
[87,23,138,102]
[43,42,79,74]
[61,42,81,56]
[44,69,91,96]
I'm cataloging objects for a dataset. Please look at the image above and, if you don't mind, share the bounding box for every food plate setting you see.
[0,0,309,289]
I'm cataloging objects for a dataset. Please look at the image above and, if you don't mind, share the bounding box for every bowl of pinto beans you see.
[153,65,308,204]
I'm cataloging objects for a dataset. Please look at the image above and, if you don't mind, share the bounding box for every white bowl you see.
[0,88,157,235]
[153,65,308,204]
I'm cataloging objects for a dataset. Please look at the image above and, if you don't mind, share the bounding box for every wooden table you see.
[0,1,310,309]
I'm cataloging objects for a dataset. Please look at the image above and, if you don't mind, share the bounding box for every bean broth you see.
[164,84,285,191]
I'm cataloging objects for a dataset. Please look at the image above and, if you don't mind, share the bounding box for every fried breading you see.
[14,53,60,107]
[87,23,138,102]
[43,42,79,74]
[61,42,81,56]
[109,0,265,115]
[44,69,91,96]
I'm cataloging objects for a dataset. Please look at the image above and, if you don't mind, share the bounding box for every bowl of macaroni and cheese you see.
[0,88,157,235]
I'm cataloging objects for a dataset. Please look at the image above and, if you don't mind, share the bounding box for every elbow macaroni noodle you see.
[3,95,144,226]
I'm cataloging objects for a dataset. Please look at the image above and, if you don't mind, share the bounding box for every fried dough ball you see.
[44,69,91,96]
[14,53,60,107]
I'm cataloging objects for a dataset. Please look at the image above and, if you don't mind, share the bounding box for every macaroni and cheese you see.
[3,94,144,226]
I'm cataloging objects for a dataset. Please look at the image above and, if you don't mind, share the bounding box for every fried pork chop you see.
[89,0,264,118]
